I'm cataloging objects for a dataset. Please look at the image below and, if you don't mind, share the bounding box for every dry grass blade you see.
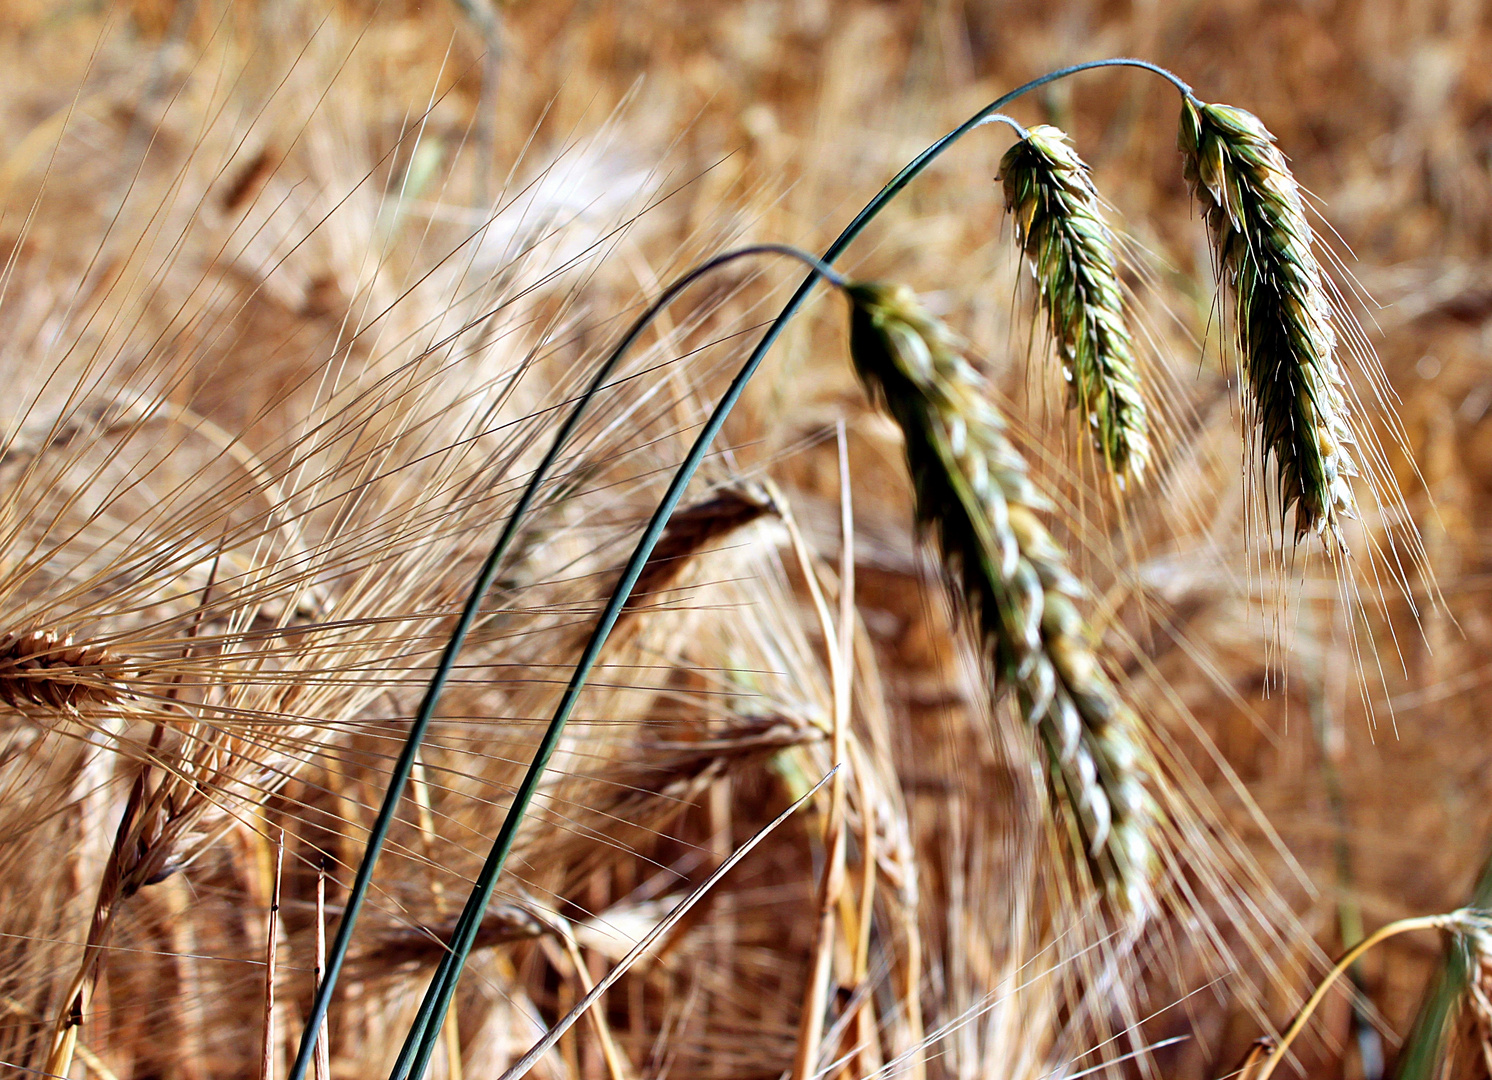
[1178,97,1358,543]
[845,280,1156,910]
[1001,125,1150,487]
[44,760,166,1076]
[260,830,284,1080]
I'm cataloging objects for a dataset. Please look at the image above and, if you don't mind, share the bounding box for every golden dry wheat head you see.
[844,280,1157,910]
[0,629,128,710]
[1179,97,1358,543]
[624,484,775,611]
[1001,124,1150,487]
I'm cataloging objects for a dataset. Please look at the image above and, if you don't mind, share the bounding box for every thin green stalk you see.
[392,58,1194,1080]
[1393,851,1492,1080]
[285,244,843,1080]
[1257,914,1473,1080]
[379,245,846,1080]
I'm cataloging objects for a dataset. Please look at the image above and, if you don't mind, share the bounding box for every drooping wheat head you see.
[1001,125,1150,487]
[1178,97,1358,542]
[845,281,1156,908]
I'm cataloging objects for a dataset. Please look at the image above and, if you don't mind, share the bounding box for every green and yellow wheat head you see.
[1179,98,1358,543]
[845,281,1156,909]
[1001,125,1149,488]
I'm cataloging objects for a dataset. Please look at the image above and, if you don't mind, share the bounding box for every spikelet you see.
[0,630,127,710]
[1001,125,1150,486]
[845,281,1156,908]
[1178,97,1358,542]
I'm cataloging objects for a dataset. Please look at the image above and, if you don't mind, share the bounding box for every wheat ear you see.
[1178,97,1357,541]
[623,485,774,612]
[0,630,128,710]
[1001,125,1150,487]
[845,281,1155,908]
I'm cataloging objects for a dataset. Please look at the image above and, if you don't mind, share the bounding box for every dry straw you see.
[844,281,1156,908]
[1001,124,1150,487]
[1178,97,1358,542]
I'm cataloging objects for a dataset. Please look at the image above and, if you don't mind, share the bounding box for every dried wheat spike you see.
[625,484,775,609]
[1179,97,1358,542]
[1001,124,1150,486]
[845,281,1156,908]
[0,630,126,710]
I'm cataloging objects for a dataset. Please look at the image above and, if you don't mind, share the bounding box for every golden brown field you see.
[2,2,1491,1078]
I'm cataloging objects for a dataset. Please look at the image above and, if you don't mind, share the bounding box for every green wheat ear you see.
[1001,124,1149,488]
[1179,98,1358,543]
[845,280,1157,910]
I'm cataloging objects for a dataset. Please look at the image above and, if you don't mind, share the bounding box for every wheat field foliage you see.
[0,3,1490,1080]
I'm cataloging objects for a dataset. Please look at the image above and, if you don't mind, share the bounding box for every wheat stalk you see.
[1001,124,1150,487]
[844,281,1156,908]
[1178,97,1358,542]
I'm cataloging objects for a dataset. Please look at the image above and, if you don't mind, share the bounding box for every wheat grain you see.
[1178,97,1357,542]
[845,281,1156,908]
[1001,125,1150,486]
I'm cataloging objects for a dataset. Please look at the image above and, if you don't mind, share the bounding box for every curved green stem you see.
[285,242,842,1080]
[394,56,1193,1080]
[1394,854,1492,1080]
[378,244,845,1080]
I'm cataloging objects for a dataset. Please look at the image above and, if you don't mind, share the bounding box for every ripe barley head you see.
[844,281,1156,908]
[1179,97,1357,542]
[1001,124,1150,487]
[0,630,127,711]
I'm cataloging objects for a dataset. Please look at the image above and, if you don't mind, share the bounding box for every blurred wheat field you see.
[2,1,1492,1078]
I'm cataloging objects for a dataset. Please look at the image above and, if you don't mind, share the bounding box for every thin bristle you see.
[845,280,1156,909]
[0,630,127,710]
[1001,125,1150,486]
[1178,98,1358,542]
